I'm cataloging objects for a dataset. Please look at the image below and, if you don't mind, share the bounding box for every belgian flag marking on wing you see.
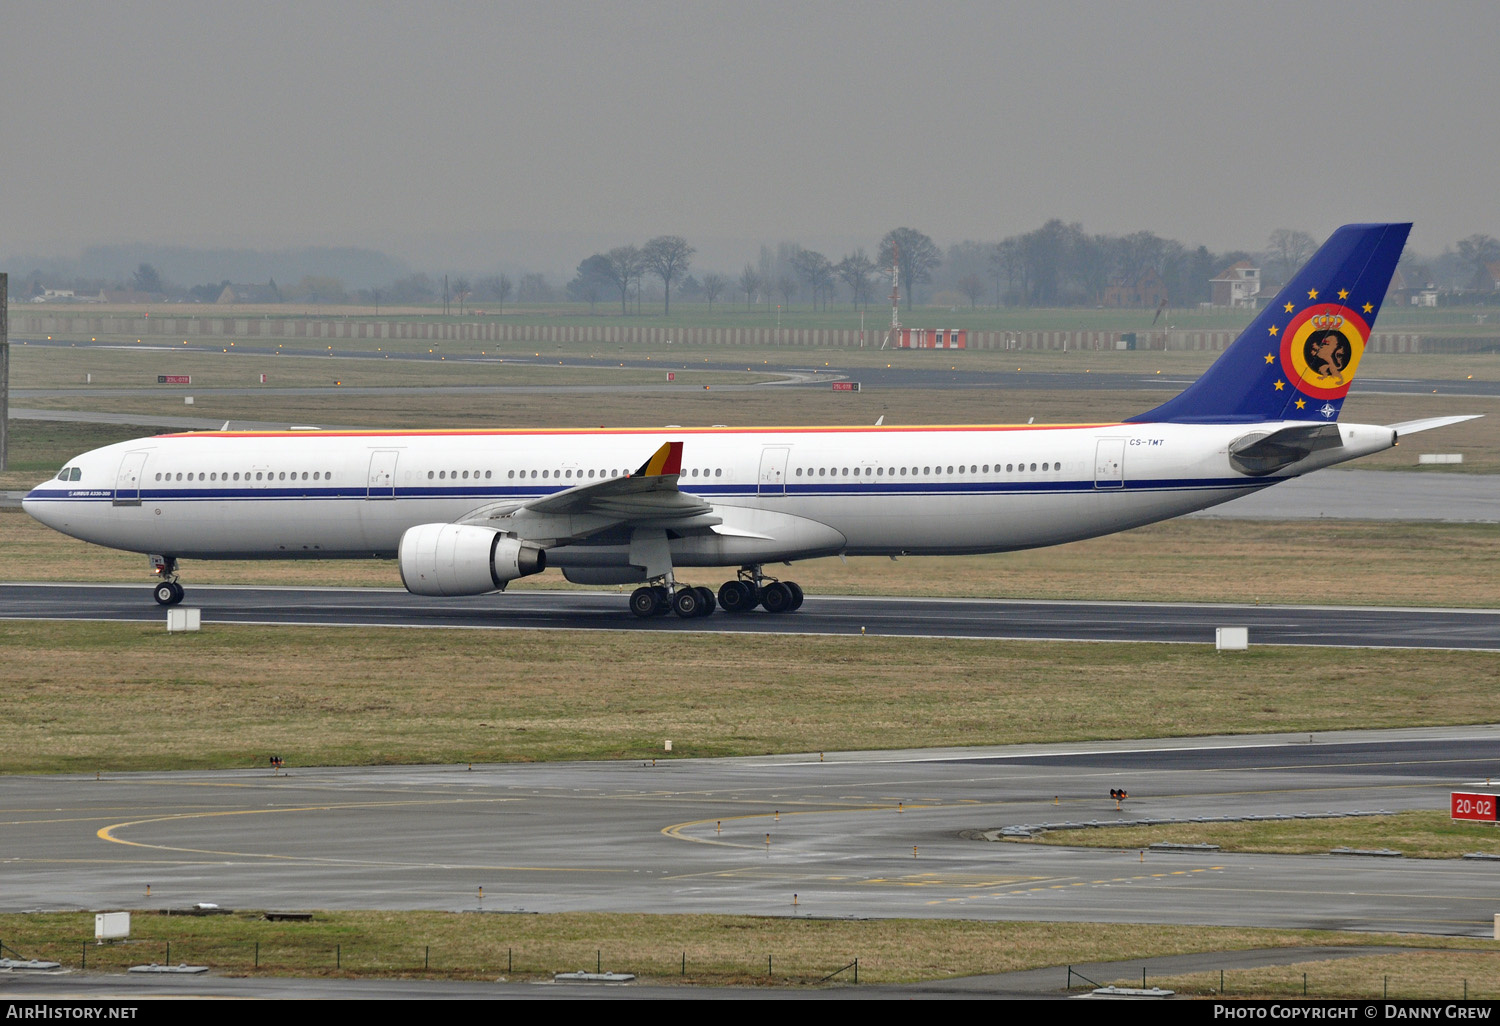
[633,441,683,478]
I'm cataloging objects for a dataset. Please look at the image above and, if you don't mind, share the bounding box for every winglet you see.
[632,441,683,478]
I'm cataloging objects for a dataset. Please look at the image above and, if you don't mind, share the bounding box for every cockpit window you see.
[57,468,71,480]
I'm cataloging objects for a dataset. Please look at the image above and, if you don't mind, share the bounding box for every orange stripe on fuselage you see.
[158,422,1122,440]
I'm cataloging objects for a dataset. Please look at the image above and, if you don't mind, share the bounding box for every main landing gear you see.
[150,555,184,606]
[628,566,804,619]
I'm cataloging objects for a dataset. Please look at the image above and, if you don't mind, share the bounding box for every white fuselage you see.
[22,420,1396,573]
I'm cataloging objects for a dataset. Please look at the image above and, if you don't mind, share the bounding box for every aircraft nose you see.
[21,482,61,528]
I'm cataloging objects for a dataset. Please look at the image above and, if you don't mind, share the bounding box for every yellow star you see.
[1338,289,1349,300]
[1295,399,1306,409]
[1268,324,1279,336]
[1363,302,1374,313]
[1307,288,1319,299]
[1284,302,1295,313]
[1265,353,1275,364]
[1274,380,1285,391]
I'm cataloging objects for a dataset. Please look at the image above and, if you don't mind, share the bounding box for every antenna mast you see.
[882,242,900,350]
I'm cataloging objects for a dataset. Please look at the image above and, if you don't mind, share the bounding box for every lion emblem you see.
[1303,329,1351,386]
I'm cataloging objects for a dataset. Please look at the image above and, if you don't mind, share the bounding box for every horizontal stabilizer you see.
[1387,414,1484,438]
[1228,423,1344,476]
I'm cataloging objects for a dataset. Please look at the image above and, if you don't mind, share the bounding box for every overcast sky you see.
[3,0,1496,275]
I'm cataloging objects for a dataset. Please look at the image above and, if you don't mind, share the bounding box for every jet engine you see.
[398,523,546,596]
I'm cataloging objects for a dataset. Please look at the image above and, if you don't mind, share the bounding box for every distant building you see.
[1210,261,1261,308]
[1102,268,1168,308]
[216,282,281,304]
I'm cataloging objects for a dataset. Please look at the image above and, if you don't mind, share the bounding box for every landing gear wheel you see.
[761,581,795,614]
[718,580,759,614]
[673,587,705,619]
[786,582,804,610]
[630,586,664,618]
[153,581,184,606]
[693,586,715,616]
[651,585,673,615]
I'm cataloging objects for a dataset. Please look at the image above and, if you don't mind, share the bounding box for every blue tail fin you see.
[1128,222,1410,424]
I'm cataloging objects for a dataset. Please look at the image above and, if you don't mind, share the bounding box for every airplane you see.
[22,222,1477,619]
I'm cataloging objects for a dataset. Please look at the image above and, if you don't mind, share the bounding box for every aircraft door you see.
[112,451,149,506]
[757,447,790,496]
[1094,439,1125,489]
[367,450,399,499]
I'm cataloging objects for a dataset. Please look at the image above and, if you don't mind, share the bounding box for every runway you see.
[4,727,1498,937]
[5,582,1500,649]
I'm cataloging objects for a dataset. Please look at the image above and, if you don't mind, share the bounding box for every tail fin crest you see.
[1128,222,1410,425]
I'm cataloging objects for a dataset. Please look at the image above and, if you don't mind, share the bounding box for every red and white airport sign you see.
[1451,792,1498,822]
[157,375,190,384]
[832,381,860,391]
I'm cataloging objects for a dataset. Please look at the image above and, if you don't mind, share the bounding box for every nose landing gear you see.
[150,555,184,606]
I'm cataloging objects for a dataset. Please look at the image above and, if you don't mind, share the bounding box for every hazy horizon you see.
[4,0,1496,280]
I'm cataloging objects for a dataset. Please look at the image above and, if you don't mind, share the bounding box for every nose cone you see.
[22,479,64,530]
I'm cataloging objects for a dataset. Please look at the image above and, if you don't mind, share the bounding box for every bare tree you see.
[454,276,471,316]
[1267,229,1320,284]
[879,228,941,309]
[599,246,643,315]
[701,272,729,312]
[641,236,695,316]
[480,273,513,313]
[739,265,762,310]
[790,248,835,310]
[776,274,798,309]
[836,249,876,310]
[958,274,985,308]
[518,272,553,303]
[991,239,1021,306]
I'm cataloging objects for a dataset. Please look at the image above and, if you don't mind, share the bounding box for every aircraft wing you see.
[459,441,719,544]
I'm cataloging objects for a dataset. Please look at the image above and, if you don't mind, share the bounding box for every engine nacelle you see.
[398,523,546,597]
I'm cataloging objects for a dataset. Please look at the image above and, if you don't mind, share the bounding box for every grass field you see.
[1142,949,1500,1000]
[30,297,1500,335]
[1020,811,1500,859]
[3,620,1498,774]
[2,910,1486,988]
